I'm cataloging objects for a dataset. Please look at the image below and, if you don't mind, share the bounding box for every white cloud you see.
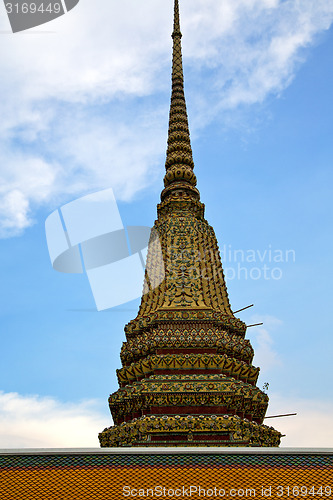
[1,0,333,236]
[248,315,282,373]
[0,391,108,448]
[0,190,32,236]
[267,394,333,447]
[0,152,61,237]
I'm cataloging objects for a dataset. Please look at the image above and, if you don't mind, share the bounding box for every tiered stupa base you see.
[99,414,281,447]
[98,303,281,447]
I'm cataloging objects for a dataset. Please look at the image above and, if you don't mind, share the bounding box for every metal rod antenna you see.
[247,323,263,328]
[233,304,254,314]
[265,413,297,419]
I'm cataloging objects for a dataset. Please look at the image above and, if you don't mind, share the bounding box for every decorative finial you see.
[161,0,199,201]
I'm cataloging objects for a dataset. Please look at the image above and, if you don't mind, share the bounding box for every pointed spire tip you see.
[161,0,200,202]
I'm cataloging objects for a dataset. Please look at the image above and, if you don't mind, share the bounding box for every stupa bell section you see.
[99,0,281,448]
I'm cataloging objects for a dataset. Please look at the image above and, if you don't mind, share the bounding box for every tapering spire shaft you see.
[172,0,184,82]
[161,0,199,201]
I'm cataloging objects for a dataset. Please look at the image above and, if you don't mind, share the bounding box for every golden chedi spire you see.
[162,0,198,202]
[99,0,281,448]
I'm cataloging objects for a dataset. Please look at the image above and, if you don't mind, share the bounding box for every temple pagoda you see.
[99,0,281,447]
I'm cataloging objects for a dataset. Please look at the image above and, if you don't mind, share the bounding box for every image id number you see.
[5,3,62,14]
[276,486,332,497]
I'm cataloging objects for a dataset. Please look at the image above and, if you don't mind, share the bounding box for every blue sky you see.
[0,0,332,447]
